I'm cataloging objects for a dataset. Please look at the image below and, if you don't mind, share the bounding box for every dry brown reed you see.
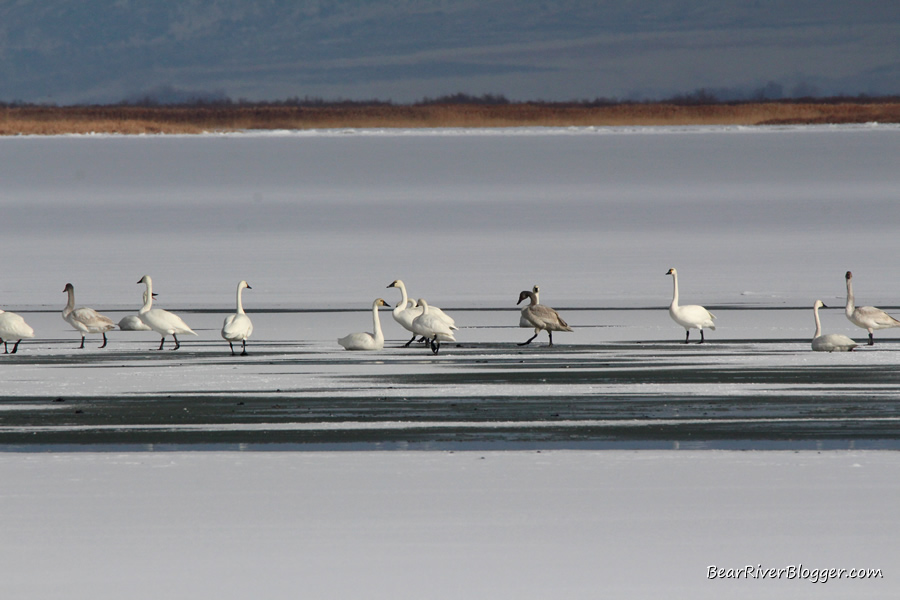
[2,101,899,135]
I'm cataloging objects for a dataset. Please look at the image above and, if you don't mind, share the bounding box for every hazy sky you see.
[1,1,898,104]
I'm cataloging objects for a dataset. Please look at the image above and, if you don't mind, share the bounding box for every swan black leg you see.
[547,331,554,347]
[699,330,705,344]
[11,340,21,354]
[869,332,875,346]
[1,338,6,354]
[518,332,539,346]
[172,334,180,350]
[241,340,248,356]
[431,338,440,354]
[228,341,235,355]
[403,333,417,347]
[100,333,108,349]
[684,330,690,344]
[79,336,86,349]
[158,337,166,351]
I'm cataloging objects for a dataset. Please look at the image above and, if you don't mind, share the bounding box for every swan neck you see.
[140,280,153,313]
[813,304,822,338]
[236,286,245,314]
[845,278,855,314]
[64,287,75,314]
[670,273,679,307]
[373,301,384,340]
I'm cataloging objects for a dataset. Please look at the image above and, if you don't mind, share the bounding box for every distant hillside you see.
[0,1,897,105]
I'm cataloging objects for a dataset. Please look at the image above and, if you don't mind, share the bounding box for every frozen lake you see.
[2,126,899,599]
[2,124,900,449]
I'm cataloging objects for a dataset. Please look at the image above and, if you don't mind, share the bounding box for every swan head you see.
[416,298,429,309]
[239,280,251,290]
[666,268,676,276]
[137,275,151,285]
[375,298,389,308]
[517,290,535,305]
[845,271,853,281]
[63,283,74,293]
[387,279,404,289]
[814,300,827,309]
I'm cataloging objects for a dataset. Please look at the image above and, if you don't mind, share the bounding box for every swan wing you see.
[70,307,116,332]
[222,313,253,341]
[338,332,381,350]
[523,305,573,332]
[812,334,859,352]
[852,306,900,329]
[0,312,35,339]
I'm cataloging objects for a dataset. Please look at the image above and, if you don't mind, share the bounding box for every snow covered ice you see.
[1,125,899,598]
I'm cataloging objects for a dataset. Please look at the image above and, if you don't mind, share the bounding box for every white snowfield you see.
[1,125,899,599]
[0,450,895,600]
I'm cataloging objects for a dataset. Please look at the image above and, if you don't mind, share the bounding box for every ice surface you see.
[2,126,899,598]
[0,450,896,600]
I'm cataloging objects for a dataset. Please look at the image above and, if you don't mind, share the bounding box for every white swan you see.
[812,300,858,352]
[62,283,116,349]
[387,279,457,346]
[221,280,253,355]
[845,271,900,345]
[666,268,716,343]
[517,289,572,346]
[0,308,35,354]
[518,285,540,328]
[136,275,197,350]
[338,298,390,350]
[411,299,456,354]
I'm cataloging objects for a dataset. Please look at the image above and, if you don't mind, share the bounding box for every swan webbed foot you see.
[518,333,539,346]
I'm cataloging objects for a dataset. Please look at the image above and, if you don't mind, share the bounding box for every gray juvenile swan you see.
[62,283,116,349]
[517,289,572,347]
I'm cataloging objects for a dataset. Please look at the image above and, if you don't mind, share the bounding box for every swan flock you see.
[1,271,896,354]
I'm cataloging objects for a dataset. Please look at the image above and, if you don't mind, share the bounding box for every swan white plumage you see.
[338,298,389,350]
[221,280,253,355]
[845,271,900,345]
[0,308,35,354]
[136,275,197,350]
[518,285,540,328]
[811,300,858,352]
[387,279,457,346]
[517,289,572,346]
[411,298,456,354]
[62,283,116,349]
[666,268,716,343]
[119,290,154,331]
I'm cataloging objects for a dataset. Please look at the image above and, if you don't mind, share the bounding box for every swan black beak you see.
[821,302,828,308]
[152,292,159,298]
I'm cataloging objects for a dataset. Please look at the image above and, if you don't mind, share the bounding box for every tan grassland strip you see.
[2,101,899,135]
